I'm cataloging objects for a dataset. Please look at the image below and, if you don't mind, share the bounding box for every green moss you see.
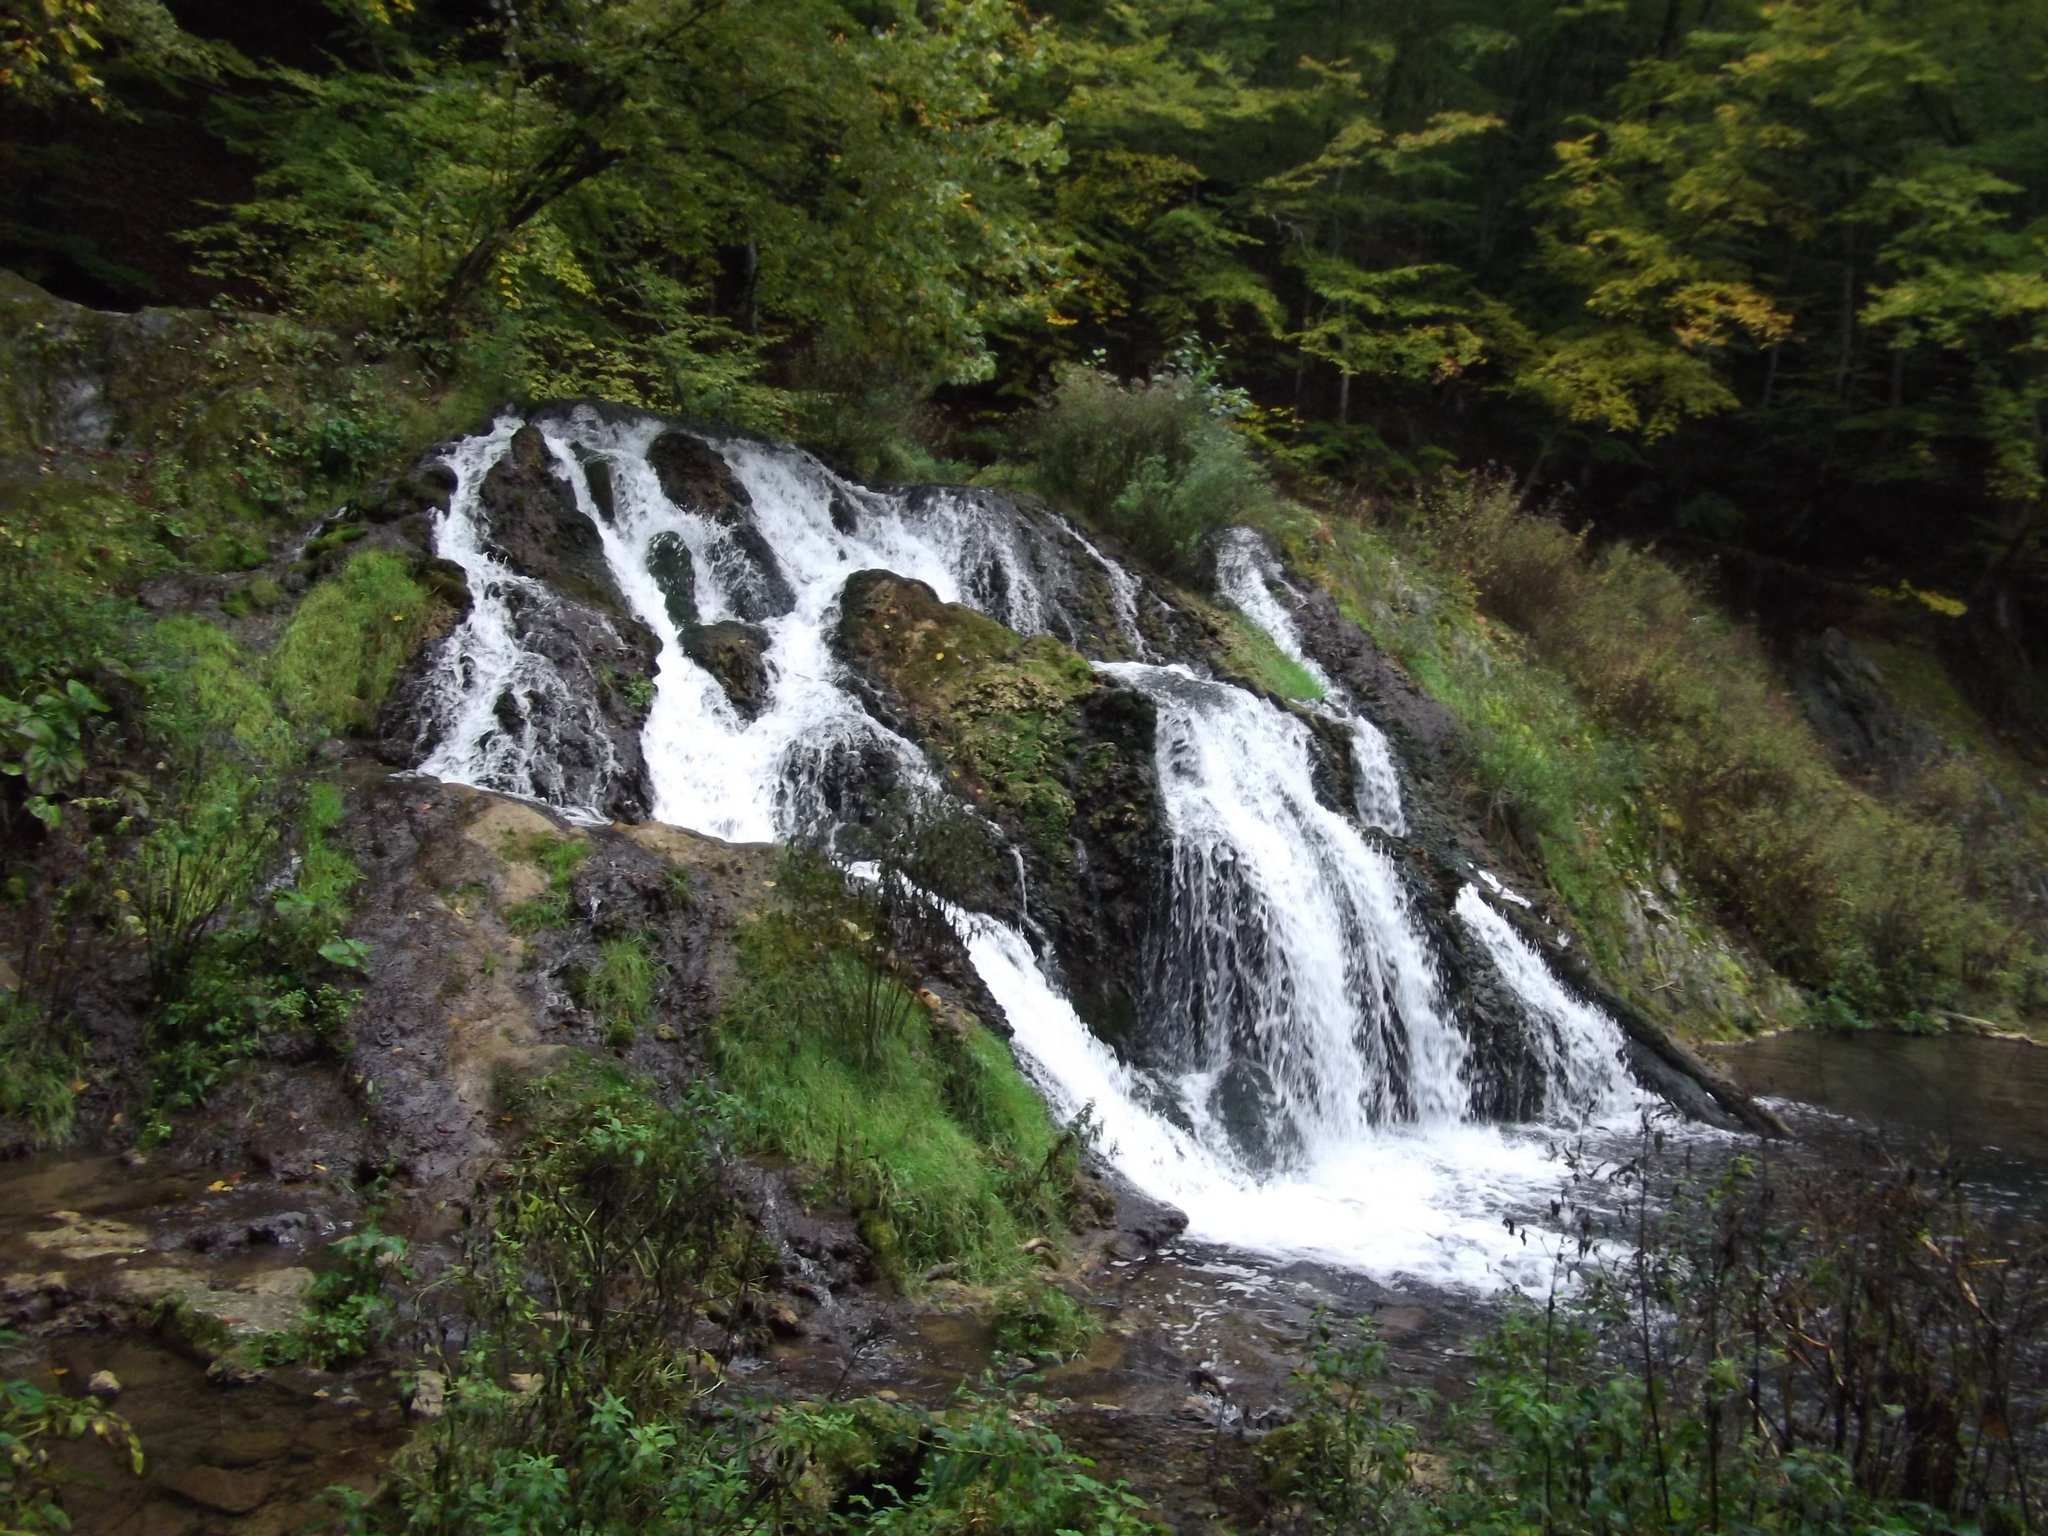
[843,577,1097,865]
[717,906,1071,1286]
[270,550,445,736]
[1222,610,1325,702]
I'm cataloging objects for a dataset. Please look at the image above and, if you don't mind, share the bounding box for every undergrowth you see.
[345,1063,1154,1536]
[716,849,1085,1286]
[1257,477,2045,1031]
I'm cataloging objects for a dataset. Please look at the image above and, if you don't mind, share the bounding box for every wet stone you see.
[162,1464,273,1515]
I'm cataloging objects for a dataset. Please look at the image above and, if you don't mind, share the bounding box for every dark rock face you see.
[685,620,773,719]
[1794,628,1945,789]
[647,428,794,621]
[648,428,750,523]
[647,529,697,631]
[480,424,628,616]
[384,422,658,822]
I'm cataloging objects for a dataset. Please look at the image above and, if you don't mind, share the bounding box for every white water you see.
[414,410,1651,1291]
[1215,527,1406,835]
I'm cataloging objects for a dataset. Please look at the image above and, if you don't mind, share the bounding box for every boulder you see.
[684,620,772,719]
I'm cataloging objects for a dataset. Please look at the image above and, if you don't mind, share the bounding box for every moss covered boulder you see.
[836,569,1164,1046]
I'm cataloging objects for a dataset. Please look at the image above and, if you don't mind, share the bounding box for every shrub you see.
[270,550,444,737]
[1029,360,1270,574]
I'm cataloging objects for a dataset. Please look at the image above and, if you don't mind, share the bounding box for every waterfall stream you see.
[412,406,1651,1290]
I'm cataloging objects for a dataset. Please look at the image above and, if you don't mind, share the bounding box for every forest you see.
[7,0,2046,658]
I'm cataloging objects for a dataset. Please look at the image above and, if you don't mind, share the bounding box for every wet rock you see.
[479,425,624,615]
[1107,1181,1188,1254]
[684,620,772,719]
[647,429,750,523]
[408,1369,447,1420]
[360,463,456,525]
[163,1464,272,1515]
[647,429,794,621]
[245,1211,314,1247]
[835,570,1166,1047]
[86,1369,121,1399]
[647,530,697,631]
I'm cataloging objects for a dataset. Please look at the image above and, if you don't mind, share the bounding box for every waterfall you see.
[411,408,1651,1289]
[1215,526,1407,836]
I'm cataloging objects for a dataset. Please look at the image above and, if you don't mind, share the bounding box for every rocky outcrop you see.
[835,570,1167,1046]
[381,423,658,821]
[1794,627,1946,789]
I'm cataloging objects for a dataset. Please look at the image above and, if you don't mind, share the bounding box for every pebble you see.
[85,1369,120,1400]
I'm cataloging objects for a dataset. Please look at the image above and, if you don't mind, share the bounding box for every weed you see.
[257,1224,411,1368]
[991,1278,1099,1362]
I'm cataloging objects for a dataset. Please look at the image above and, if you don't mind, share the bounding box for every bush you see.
[1029,360,1271,574]
[270,550,445,737]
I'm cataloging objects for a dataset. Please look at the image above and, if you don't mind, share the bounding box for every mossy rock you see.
[836,569,1165,1043]
[838,568,1095,864]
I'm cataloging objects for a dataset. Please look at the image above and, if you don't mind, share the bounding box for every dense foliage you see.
[5,0,2044,626]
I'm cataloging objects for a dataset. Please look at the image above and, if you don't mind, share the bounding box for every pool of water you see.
[1705,1030,2048,1214]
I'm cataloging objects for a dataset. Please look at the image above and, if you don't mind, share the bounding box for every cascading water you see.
[413,406,1652,1289]
[1215,527,1406,835]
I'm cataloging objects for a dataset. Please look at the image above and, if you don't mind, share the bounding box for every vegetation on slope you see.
[717,848,1092,1287]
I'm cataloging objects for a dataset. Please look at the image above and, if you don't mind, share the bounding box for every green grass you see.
[270,550,444,736]
[1257,479,2045,1031]
[717,905,1073,1286]
[504,832,590,932]
[584,934,660,1048]
[1222,610,1326,703]
[143,617,300,767]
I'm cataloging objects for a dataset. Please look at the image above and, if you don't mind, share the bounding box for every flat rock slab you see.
[162,1464,274,1515]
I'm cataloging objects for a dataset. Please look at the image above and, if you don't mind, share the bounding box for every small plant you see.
[1261,1312,1417,1530]
[583,933,661,1048]
[0,1367,144,1533]
[259,1224,411,1368]
[991,1278,1098,1362]
[0,680,108,830]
